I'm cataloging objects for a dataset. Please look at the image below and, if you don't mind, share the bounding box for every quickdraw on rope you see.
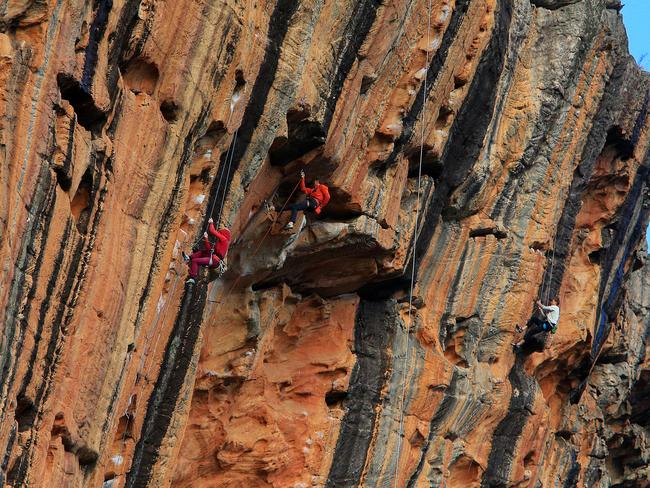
[393,0,432,485]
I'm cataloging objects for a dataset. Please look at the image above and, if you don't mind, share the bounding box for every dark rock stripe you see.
[382,0,472,170]
[81,0,114,91]
[204,0,300,224]
[10,155,110,486]
[401,0,512,293]
[406,370,461,487]
[325,299,398,488]
[591,157,650,355]
[493,7,616,226]
[536,55,630,303]
[563,448,581,488]
[106,0,144,98]
[480,357,537,487]
[321,0,381,134]
[268,0,382,166]
[16,220,71,403]
[0,168,56,475]
[0,165,56,417]
[103,1,242,466]
[357,0,472,299]
[438,244,470,347]
[125,281,207,488]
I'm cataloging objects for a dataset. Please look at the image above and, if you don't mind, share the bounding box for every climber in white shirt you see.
[512,297,560,349]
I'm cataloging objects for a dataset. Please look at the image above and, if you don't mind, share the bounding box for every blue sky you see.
[620,1,650,247]
[622,0,650,70]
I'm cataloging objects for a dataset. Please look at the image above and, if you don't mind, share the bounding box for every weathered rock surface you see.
[0,0,649,487]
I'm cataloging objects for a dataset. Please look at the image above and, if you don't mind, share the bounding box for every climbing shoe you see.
[515,325,523,333]
[182,251,190,263]
[284,221,294,230]
[186,278,196,284]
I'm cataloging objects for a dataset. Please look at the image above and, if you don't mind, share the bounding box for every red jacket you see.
[300,178,330,210]
[208,223,231,259]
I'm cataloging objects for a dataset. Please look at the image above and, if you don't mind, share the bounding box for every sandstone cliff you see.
[1,0,650,487]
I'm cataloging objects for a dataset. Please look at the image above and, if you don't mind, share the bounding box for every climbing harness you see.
[393,0,432,486]
[216,258,228,277]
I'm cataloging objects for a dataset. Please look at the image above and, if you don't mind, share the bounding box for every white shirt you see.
[541,305,560,325]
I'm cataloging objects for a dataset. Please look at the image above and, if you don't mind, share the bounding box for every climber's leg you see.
[191,249,209,261]
[513,317,547,347]
[281,201,310,229]
[189,256,212,278]
[287,201,309,223]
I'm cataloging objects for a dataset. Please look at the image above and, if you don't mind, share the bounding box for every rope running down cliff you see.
[393,0,432,485]
[542,193,562,303]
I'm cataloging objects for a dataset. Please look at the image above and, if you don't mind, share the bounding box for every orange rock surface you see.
[0,1,649,487]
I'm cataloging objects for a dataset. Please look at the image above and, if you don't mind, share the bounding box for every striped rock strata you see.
[0,0,649,487]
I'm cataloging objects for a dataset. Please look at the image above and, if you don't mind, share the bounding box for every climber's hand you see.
[208,218,213,224]
[300,170,305,178]
[204,232,208,238]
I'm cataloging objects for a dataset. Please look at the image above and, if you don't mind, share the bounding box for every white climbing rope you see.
[215,127,240,226]
[393,0,432,485]
[543,192,562,303]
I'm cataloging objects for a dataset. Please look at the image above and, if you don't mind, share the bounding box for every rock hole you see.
[189,167,212,185]
[54,166,72,192]
[435,105,453,128]
[234,69,246,92]
[453,75,467,90]
[115,413,134,442]
[57,73,106,131]
[325,389,347,407]
[605,125,634,161]
[160,99,180,123]
[269,106,326,166]
[71,166,93,234]
[360,74,377,95]
[443,341,468,368]
[448,455,481,486]
[588,248,605,264]
[407,145,441,179]
[523,450,536,467]
[15,395,37,432]
[409,427,425,448]
[123,59,159,96]
[103,474,117,487]
[77,446,99,467]
[444,430,458,441]
[252,279,282,292]
[469,227,507,239]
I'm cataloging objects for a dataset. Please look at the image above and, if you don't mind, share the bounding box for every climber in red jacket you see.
[283,170,331,230]
[183,218,231,283]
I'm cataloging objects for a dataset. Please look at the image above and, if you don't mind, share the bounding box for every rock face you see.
[0,0,649,487]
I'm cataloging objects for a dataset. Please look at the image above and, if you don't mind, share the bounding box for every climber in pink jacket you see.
[183,218,231,283]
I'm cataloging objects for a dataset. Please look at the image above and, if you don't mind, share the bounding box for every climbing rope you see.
[542,191,562,303]
[215,129,239,226]
[116,95,241,460]
[393,0,432,485]
[208,177,302,306]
